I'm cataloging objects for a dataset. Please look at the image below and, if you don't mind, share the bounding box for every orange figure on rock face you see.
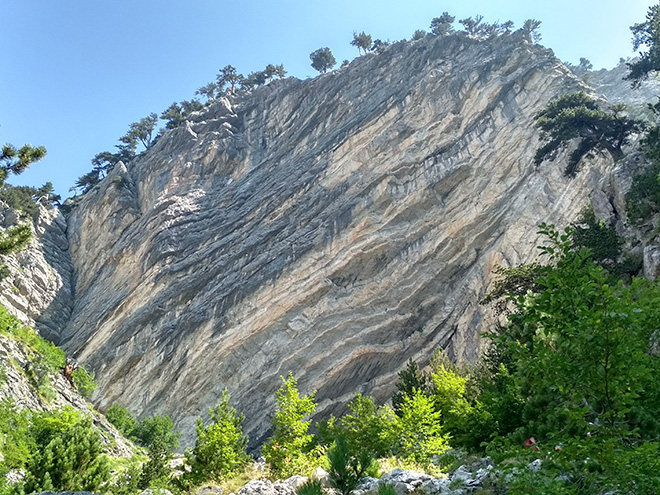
[62,358,78,386]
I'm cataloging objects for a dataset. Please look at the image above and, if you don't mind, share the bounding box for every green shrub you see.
[138,438,173,490]
[396,390,449,465]
[133,414,180,450]
[297,479,324,495]
[570,207,622,266]
[106,402,139,438]
[625,161,660,224]
[187,388,250,482]
[262,372,317,479]
[377,484,397,495]
[22,409,110,493]
[0,399,32,472]
[71,365,97,399]
[321,394,399,459]
[327,435,376,495]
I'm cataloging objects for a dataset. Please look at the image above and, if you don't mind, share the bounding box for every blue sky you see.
[1,0,655,198]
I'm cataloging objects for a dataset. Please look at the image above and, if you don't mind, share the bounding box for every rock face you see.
[0,205,73,339]
[1,32,624,447]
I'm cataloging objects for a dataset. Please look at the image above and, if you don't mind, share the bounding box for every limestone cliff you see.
[0,32,633,447]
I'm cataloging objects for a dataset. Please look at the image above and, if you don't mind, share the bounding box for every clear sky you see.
[1,0,655,198]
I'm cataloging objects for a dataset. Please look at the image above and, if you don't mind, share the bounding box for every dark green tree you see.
[196,82,219,101]
[1,143,46,177]
[327,436,374,495]
[626,4,660,87]
[521,19,542,43]
[391,358,434,415]
[412,30,427,40]
[263,64,278,84]
[534,92,643,176]
[132,414,180,450]
[430,12,455,36]
[274,64,287,79]
[71,170,102,195]
[351,32,372,55]
[217,65,242,93]
[371,39,389,54]
[23,411,110,493]
[459,15,484,36]
[310,48,336,74]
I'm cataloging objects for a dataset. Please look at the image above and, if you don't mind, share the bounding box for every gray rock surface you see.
[644,245,660,280]
[0,32,634,447]
[237,479,295,495]
[0,205,73,341]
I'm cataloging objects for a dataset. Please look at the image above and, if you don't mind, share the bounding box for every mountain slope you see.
[4,31,622,447]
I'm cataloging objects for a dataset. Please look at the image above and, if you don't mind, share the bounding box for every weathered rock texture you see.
[1,32,626,447]
[0,205,73,338]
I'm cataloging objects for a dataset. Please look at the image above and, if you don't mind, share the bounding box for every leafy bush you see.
[187,389,250,482]
[72,365,97,398]
[106,402,139,437]
[320,394,398,459]
[625,161,660,224]
[262,372,317,479]
[22,408,110,493]
[0,399,32,473]
[570,207,622,266]
[132,414,180,450]
[396,390,449,465]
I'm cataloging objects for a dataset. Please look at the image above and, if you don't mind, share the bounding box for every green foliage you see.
[459,15,484,36]
[0,399,32,472]
[138,438,173,490]
[430,13,455,36]
[105,455,143,495]
[411,30,427,41]
[484,224,660,442]
[625,160,660,224]
[626,4,660,87]
[133,414,181,451]
[534,92,643,176]
[217,65,243,93]
[1,143,46,176]
[391,358,434,416]
[297,479,324,495]
[327,435,375,495]
[570,207,623,267]
[521,19,542,43]
[262,372,317,479]
[0,223,32,272]
[430,359,494,450]
[160,100,203,129]
[377,484,397,495]
[188,389,250,482]
[351,32,372,55]
[396,390,449,465]
[71,365,97,399]
[106,403,139,438]
[319,394,398,459]
[0,305,65,372]
[22,408,110,493]
[310,48,336,74]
